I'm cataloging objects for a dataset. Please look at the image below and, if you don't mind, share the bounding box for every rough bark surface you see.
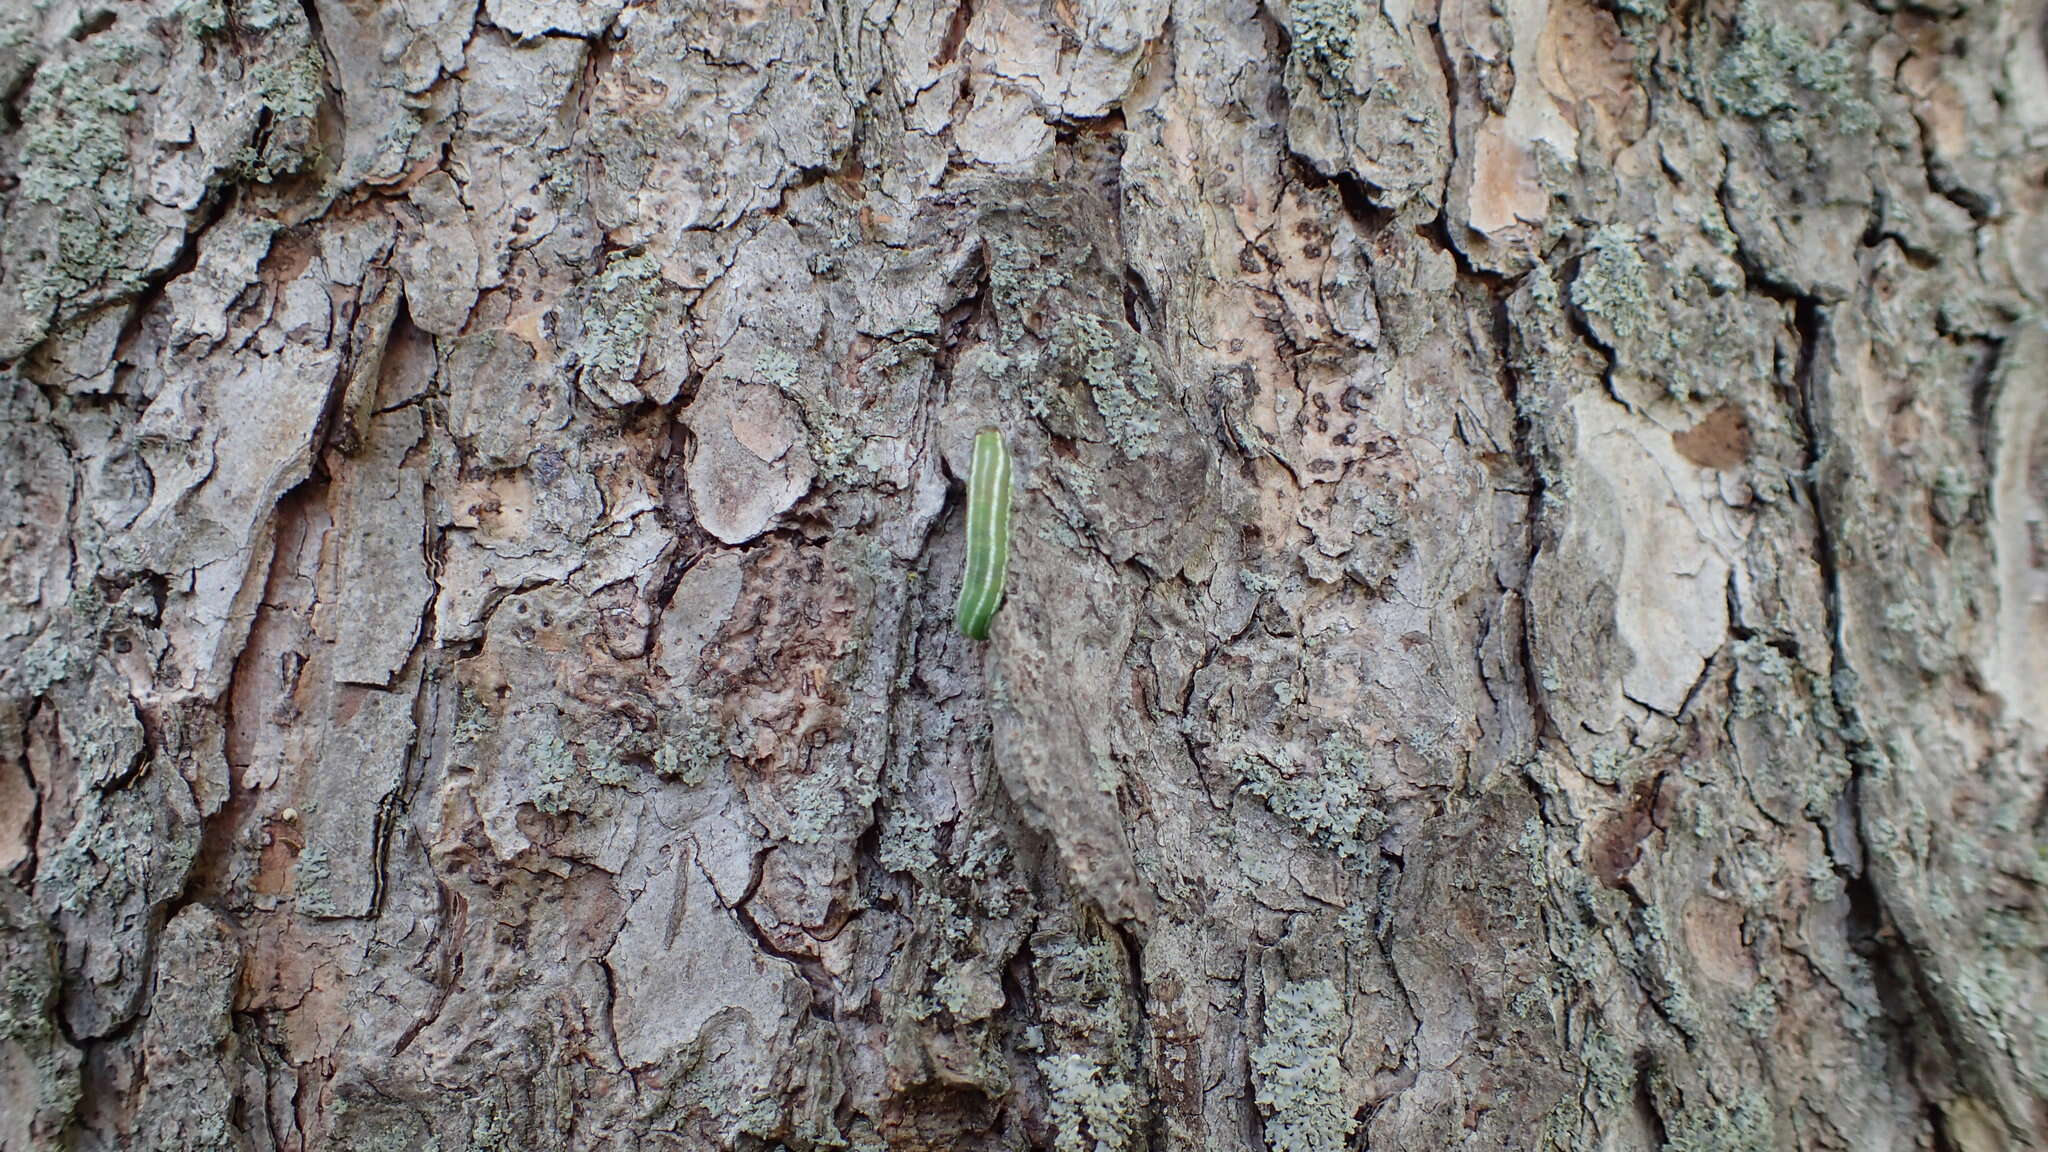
[1,0,2044,1148]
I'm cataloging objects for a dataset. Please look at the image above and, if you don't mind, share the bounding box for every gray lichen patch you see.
[1280,0,1451,217]
[134,906,242,1151]
[648,698,728,788]
[1041,1053,1139,1152]
[0,0,329,357]
[1041,313,1165,460]
[1712,0,1876,138]
[1029,916,1144,1152]
[5,47,156,350]
[575,251,684,406]
[1705,1,1889,297]
[36,763,203,1038]
[1568,227,1655,358]
[0,877,82,1149]
[1649,1075,1775,1152]
[1251,978,1356,1152]
[1288,0,1359,97]
[233,42,327,183]
[17,53,141,210]
[1236,735,1389,863]
[1559,225,1779,407]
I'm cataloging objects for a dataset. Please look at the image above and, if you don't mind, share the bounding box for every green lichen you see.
[465,1094,521,1151]
[985,235,1066,337]
[578,252,663,391]
[19,55,137,207]
[1633,906,1705,1041]
[231,43,326,182]
[1033,514,1089,552]
[452,687,495,746]
[1582,746,1633,786]
[1729,636,1857,818]
[293,842,337,916]
[1805,854,1847,905]
[809,422,863,486]
[1712,1,1875,137]
[1569,227,1654,354]
[1239,568,1284,597]
[1251,978,1355,1152]
[0,886,82,1146]
[173,0,228,37]
[538,153,581,207]
[17,630,80,696]
[525,714,710,813]
[1027,924,1142,1151]
[1041,1054,1138,1152]
[650,700,725,786]
[257,42,326,120]
[1044,313,1163,459]
[1034,929,1128,1028]
[1332,899,1376,951]
[0,968,41,1040]
[753,347,802,390]
[584,743,635,789]
[14,48,152,319]
[323,1094,445,1152]
[1729,637,1793,719]
[1930,465,1976,526]
[1538,1098,1583,1152]
[875,801,940,875]
[782,764,872,845]
[1289,0,1360,95]
[1661,1086,1773,1152]
[1951,959,2024,1055]
[1734,981,1779,1038]
[1578,1029,1634,1114]
[931,966,989,1018]
[1238,734,1388,861]
[528,731,577,815]
[955,823,1014,886]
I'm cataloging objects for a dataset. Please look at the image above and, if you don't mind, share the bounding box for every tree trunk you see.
[2,0,2044,1147]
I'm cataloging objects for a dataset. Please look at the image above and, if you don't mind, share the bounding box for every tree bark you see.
[1,0,2044,1148]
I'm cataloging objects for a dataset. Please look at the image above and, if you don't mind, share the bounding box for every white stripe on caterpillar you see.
[955,427,1012,640]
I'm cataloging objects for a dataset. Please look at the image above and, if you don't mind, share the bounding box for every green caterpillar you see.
[954,426,1013,640]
